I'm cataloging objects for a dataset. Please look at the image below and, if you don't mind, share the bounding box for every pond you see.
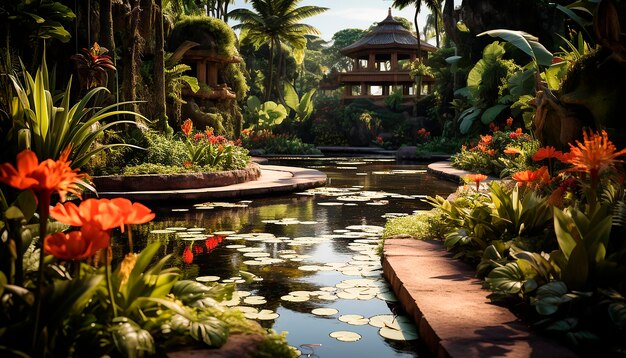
[133,157,458,357]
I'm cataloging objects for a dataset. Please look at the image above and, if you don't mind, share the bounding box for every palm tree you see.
[425,0,443,48]
[393,0,442,56]
[229,0,327,101]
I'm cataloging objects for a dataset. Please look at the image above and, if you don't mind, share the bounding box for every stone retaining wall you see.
[92,163,261,192]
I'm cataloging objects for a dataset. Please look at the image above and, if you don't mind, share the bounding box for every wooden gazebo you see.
[338,9,437,104]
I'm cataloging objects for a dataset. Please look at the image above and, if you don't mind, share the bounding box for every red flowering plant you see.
[176,119,250,170]
[451,126,539,177]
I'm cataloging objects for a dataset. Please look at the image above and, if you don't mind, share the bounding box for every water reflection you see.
[132,158,456,357]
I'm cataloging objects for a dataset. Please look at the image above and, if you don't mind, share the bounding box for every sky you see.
[228,0,463,43]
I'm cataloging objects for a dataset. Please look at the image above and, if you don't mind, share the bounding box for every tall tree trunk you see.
[443,0,457,46]
[154,0,167,131]
[414,8,422,60]
[434,9,441,48]
[266,38,275,101]
[125,0,142,115]
[99,0,115,92]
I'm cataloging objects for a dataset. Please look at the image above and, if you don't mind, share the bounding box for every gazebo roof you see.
[340,8,437,57]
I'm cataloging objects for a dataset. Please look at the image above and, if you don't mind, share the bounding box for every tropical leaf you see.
[480,104,508,124]
[170,313,229,347]
[458,106,481,134]
[478,29,553,67]
[111,317,156,358]
[486,262,525,294]
[533,281,570,315]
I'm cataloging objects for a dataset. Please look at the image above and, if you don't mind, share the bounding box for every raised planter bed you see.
[92,163,261,192]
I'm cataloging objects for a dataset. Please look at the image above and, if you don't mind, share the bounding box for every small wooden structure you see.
[338,9,437,104]
[182,49,241,100]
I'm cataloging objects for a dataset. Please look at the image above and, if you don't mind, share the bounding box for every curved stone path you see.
[382,161,577,357]
[96,164,327,201]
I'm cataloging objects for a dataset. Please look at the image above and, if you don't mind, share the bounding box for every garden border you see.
[92,162,262,192]
[380,160,578,357]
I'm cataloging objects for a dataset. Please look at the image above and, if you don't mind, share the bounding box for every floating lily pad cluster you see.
[298,186,426,207]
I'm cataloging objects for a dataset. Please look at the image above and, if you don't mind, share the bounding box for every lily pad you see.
[312,308,338,316]
[338,314,369,326]
[378,326,418,341]
[196,276,220,283]
[329,331,361,342]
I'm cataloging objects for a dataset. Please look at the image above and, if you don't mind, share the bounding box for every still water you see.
[134,158,457,357]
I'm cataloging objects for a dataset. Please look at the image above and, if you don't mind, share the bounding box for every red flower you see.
[194,133,205,141]
[512,166,550,187]
[183,161,192,168]
[487,149,495,156]
[376,136,383,144]
[44,230,110,261]
[181,119,193,137]
[208,136,219,144]
[509,128,524,139]
[532,146,563,161]
[182,246,193,264]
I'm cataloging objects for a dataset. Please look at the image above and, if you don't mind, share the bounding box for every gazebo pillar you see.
[368,52,376,70]
[361,82,367,96]
[196,60,207,84]
[391,52,398,71]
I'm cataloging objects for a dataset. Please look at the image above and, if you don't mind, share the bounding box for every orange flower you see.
[480,134,493,145]
[512,166,550,187]
[487,149,495,156]
[181,118,193,137]
[504,147,521,155]
[204,128,214,137]
[50,199,123,231]
[564,130,626,182]
[532,146,563,161]
[44,230,110,260]
[0,147,86,201]
[465,174,488,191]
[110,198,155,228]
[506,117,513,127]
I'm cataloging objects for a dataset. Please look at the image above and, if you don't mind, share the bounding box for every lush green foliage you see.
[6,56,143,168]
[122,130,250,175]
[241,129,321,155]
[418,130,626,353]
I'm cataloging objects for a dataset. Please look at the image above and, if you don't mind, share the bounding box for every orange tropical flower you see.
[563,130,626,182]
[480,134,493,145]
[181,118,193,137]
[532,146,563,161]
[110,198,155,228]
[504,147,521,155]
[465,174,488,191]
[506,117,514,127]
[0,147,86,201]
[44,230,110,260]
[50,198,123,231]
[204,128,214,137]
[512,166,550,187]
